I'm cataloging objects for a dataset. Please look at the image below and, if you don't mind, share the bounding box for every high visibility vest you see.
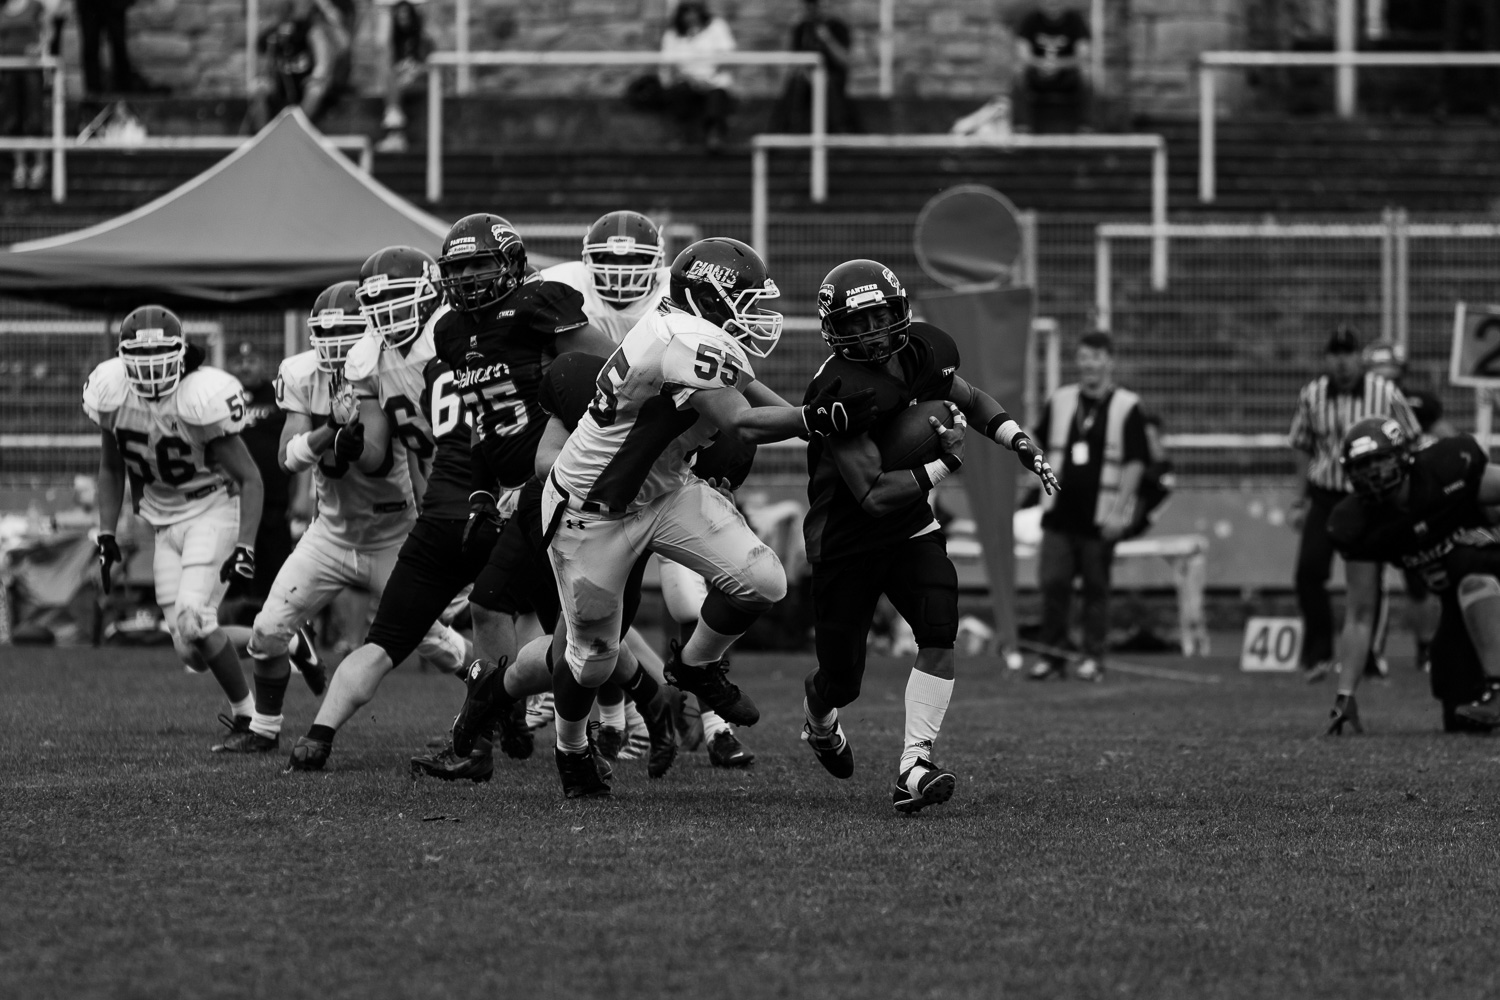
[1041,383,1140,526]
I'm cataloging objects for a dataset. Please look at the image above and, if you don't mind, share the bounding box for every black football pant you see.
[1428,545,1500,709]
[1037,527,1113,663]
[364,514,496,667]
[808,531,958,710]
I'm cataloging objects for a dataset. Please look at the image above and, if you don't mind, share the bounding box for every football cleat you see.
[555,741,612,799]
[1454,688,1500,728]
[283,735,332,772]
[593,722,625,761]
[635,695,678,779]
[1027,659,1065,681]
[707,729,755,768]
[289,626,327,697]
[893,759,957,815]
[211,713,280,754]
[410,737,495,783]
[526,692,555,731]
[1075,658,1104,683]
[1326,693,1363,736]
[663,641,759,726]
[801,720,854,779]
[671,689,705,751]
[451,656,511,758]
[494,696,534,760]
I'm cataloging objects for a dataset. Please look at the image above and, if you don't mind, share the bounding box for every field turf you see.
[4,643,1500,999]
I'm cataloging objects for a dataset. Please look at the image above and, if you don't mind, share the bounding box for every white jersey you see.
[82,358,247,528]
[539,260,669,344]
[550,308,753,514]
[277,350,416,549]
[344,326,438,476]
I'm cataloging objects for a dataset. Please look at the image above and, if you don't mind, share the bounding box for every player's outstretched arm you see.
[209,434,264,547]
[950,375,1058,494]
[690,379,878,445]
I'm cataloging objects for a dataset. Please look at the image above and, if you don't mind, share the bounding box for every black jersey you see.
[1328,435,1492,592]
[803,322,961,563]
[538,351,607,432]
[416,355,474,519]
[432,275,588,489]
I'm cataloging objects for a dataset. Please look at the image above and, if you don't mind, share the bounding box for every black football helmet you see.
[118,304,186,400]
[437,213,527,314]
[584,210,665,306]
[668,237,782,358]
[1340,416,1413,498]
[357,245,440,349]
[818,258,911,363]
[308,281,368,374]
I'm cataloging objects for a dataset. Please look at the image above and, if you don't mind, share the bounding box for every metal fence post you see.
[810,64,827,204]
[1151,140,1168,290]
[50,56,65,204]
[1380,207,1395,343]
[752,144,769,265]
[1018,210,1038,289]
[878,0,894,98]
[1394,207,1410,349]
[1094,229,1111,332]
[1198,63,1215,204]
[456,0,471,95]
[426,63,442,203]
[1336,0,1357,118]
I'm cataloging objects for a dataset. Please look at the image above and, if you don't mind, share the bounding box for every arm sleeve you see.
[1122,404,1150,464]
[527,281,589,336]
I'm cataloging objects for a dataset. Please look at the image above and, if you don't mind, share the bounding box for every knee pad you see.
[247,613,293,660]
[170,630,198,667]
[175,604,219,644]
[567,637,619,689]
[743,543,788,604]
[1458,574,1500,610]
[417,625,467,675]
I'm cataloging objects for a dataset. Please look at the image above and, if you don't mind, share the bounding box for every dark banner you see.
[916,286,1036,651]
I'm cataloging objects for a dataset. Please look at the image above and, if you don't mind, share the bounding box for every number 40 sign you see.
[1239,617,1303,673]
[1450,302,1500,387]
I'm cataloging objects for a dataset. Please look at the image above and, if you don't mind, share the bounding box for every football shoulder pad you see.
[537,259,590,298]
[342,328,383,390]
[176,366,248,437]
[523,279,589,335]
[275,350,327,416]
[81,357,130,429]
[661,321,756,395]
[909,322,962,378]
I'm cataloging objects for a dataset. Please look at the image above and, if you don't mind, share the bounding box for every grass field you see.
[4,642,1500,999]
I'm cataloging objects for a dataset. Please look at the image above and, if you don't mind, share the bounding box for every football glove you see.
[96,532,122,594]
[220,545,256,583]
[1013,434,1060,496]
[1326,693,1362,736]
[802,377,878,439]
[463,491,502,552]
[332,419,365,464]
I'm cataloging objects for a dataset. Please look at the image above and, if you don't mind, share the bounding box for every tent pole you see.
[284,309,300,359]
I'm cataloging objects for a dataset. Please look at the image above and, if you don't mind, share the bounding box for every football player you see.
[540,209,754,766]
[286,247,489,771]
[1325,417,1500,734]
[799,259,1058,814]
[85,305,265,742]
[219,280,449,753]
[452,236,880,798]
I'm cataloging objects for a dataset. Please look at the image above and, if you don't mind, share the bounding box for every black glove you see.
[97,533,122,594]
[1013,434,1060,496]
[463,491,502,552]
[333,419,365,464]
[220,545,256,583]
[802,377,878,438]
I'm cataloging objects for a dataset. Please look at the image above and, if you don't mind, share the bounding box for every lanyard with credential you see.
[1070,392,1105,466]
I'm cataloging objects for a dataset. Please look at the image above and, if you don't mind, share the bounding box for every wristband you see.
[911,452,962,492]
[985,414,1022,448]
[284,431,318,472]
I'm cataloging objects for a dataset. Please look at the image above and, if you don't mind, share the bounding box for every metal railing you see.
[1197,51,1500,203]
[424,50,825,204]
[751,132,1169,289]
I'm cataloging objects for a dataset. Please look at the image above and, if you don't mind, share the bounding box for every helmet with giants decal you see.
[437,213,527,314]
[1340,416,1413,498]
[818,259,911,363]
[118,304,187,400]
[584,210,665,306]
[667,237,782,358]
[308,281,368,374]
[357,245,440,349]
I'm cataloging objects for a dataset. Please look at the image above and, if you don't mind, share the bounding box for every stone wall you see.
[76,0,1260,116]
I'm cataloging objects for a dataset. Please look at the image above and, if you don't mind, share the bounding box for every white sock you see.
[555,717,589,754]
[681,620,739,666]
[803,697,837,737]
[230,695,254,719]
[249,712,283,739]
[900,669,954,773]
[599,700,626,731]
[624,700,647,737]
[700,706,729,742]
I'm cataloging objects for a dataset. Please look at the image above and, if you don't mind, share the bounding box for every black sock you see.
[597,679,624,707]
[552,659,598,723]
[254,673,290,717]
[623,667,660,708]
[307,724,336,745]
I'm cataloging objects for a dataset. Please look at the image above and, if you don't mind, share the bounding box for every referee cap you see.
[1325,323,1361,354]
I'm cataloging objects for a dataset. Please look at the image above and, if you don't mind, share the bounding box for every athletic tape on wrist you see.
[284,432,317,472]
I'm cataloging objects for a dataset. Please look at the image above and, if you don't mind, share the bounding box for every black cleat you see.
[801,720,854,779]
[893,758,957,814]
[290,625,327,696]
[410,737,495,783]
[1444,700,1500,733]
[1027,659,1066,681]
[592,722,624,761]
[452,656,512,758]
[494,696,533,760]
[283,735,331,771]
[1454,688,1500,729]
[1326,693,1363,735]
[637,695,678,779]
[707,729,755,768]
[663,641,758,726]
[211,713,279,753]
[556,740,612,799]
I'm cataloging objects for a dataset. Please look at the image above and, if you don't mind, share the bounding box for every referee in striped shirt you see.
[1288,324,1418,681]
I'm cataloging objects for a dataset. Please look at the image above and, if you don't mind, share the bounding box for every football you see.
[873,399,956,471]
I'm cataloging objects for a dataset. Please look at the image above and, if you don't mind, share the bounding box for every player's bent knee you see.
[417,625,467,674]
[175,604,220,644]
[812,668,861,709]
[247,615,293,660]
[1458,574,1500,610]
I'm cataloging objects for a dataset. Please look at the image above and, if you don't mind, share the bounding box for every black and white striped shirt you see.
[1288,372,1418,493]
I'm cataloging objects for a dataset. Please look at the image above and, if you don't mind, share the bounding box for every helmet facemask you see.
[308,309,369,374]
[682,275,783,358]
[358,270,437,349]
[120,328,186,400]
[1347,452,1409,499]
[824,298,911,363]
[439,252,521,314]
[585,235,664,306]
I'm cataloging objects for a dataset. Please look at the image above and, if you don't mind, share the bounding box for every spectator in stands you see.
[245,0,352,132]
[0,0,58,189]
[1028,331,1148,682]
[73,0,132,94]
[771,0,861,134]
[1287,325,1418,683]
[659,0,737,151]
[376,0,431,153]
[221,341,293,623]
[1013,0,1091,133]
